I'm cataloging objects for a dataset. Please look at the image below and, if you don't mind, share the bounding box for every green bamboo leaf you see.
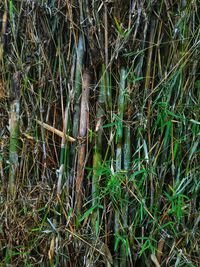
[79,204,99,222]
[129,169,146,181]
[114,17,123,35]
[189,141,199,160]
[102,122,116,128]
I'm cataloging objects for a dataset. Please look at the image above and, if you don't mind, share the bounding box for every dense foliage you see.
[0,0,199,266]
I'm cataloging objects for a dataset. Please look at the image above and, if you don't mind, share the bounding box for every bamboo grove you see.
[0,0,199,266]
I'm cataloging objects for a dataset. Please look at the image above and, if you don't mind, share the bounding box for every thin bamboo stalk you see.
[120,83,131,267]
[114,67,126,266]
[57,104,70,195]
[144,18,156,209]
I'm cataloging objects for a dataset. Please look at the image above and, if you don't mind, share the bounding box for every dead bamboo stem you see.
[76,70,90,211]
[35,120,76,142]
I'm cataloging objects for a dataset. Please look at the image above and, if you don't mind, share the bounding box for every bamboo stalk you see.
[8,72,20,196]
[70,33,85,204]
[92,66,106,234]
[76,70,90,211]
[114,67,126,266]
[57,103,70,195]
[144,18,156,209]
[0,1,8,60]
[104,2,109,67]
[120,83,131,267]
[72,34,85,138]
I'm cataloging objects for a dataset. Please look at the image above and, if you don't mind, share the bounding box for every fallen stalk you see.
[35,120,76,142]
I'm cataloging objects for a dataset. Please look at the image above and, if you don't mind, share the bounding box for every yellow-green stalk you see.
[114,67,126,266]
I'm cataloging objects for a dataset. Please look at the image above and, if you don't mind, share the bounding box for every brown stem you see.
[76,70,90,211]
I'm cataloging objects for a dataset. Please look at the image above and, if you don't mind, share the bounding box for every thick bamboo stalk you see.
[92,67,106,234]
[70,34,85,201]
[0,3,8,60]
[135,12,148,78]
[76,70,90,211]
[9,100,20,196]
[72,34,85,138]
[8,72,20,196]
